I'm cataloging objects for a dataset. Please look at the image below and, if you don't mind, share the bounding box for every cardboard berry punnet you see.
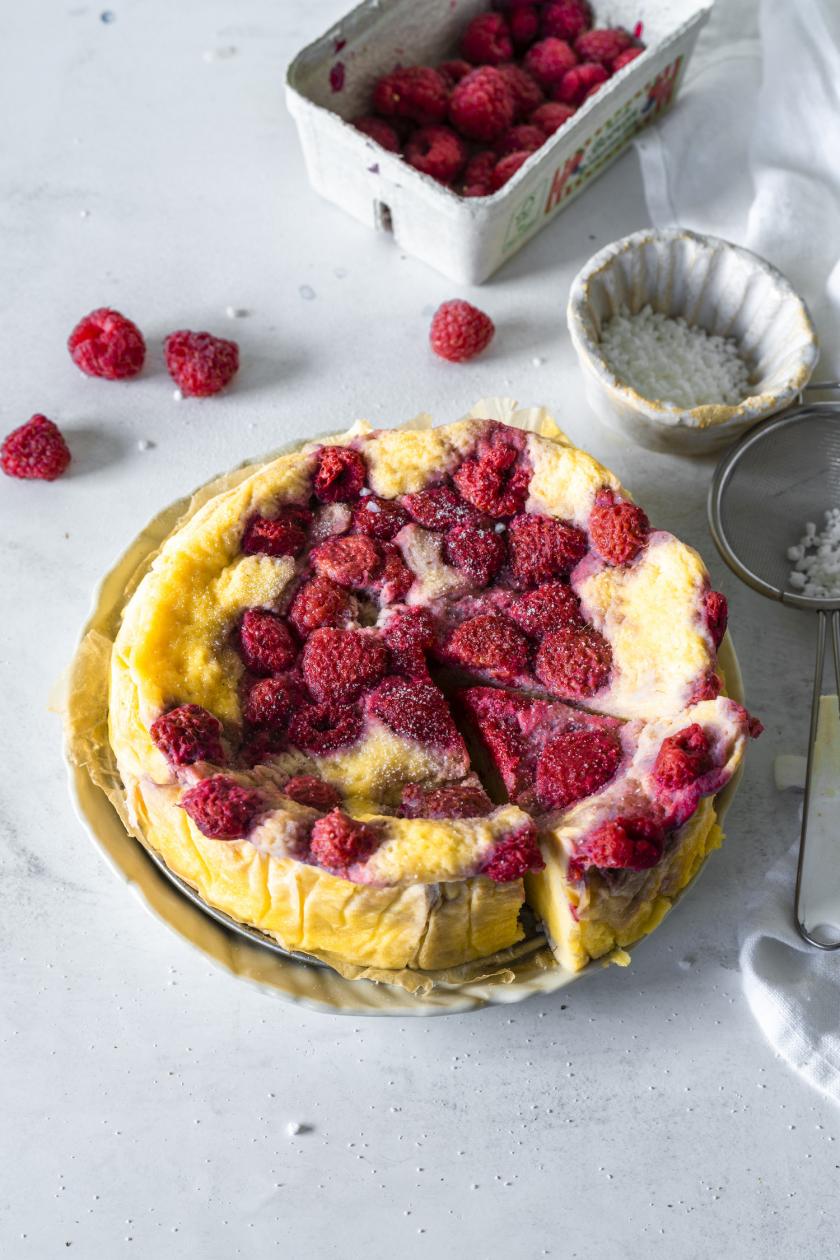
[286,0,712,284]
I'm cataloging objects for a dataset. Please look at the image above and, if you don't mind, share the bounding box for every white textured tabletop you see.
[1,2,837,1257]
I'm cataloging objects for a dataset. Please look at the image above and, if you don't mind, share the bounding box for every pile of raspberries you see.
[352,1,644,195]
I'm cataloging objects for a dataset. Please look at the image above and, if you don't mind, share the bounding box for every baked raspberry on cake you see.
[109,412,756,980]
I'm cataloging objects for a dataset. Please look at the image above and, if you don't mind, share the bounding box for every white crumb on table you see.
[599,304,751,409]
[787,510,840,598]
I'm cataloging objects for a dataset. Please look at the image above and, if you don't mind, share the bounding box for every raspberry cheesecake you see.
[110,416,758,978]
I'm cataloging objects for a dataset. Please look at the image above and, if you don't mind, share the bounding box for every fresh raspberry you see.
[375,543,414,603]
[495,124,545,156]
[239,609,298,676]
[536,624,612,698]
[243,676,298,729]
[302,627,388,704]
[704,590,728,648]
[400,780,493,819]
[312,534,383,589]
[461,12,513,65]
[447,614,530,680]
[588,488,649,565]
[454,429,530,517]
[437,59,473,89]
[181,775,264,840]
[508,581,582,637]
[288,575,351,637]
[366,675,462,749]
[575,27,635,66]
[569,815,664,880]
[482,822,544,882]
[530,101,576,135]
[288,702,363,755]
[352,116,401,151]
[509,5,540,49]
[67,308,145,380]
[653,723,712,792]
[402,482,474,530]
[352,494,409,541]
[496,64,544,119]
[449,67,515,142]
[309,809,379,874]
[242,509,310,557]
[429,299,495,363]
[383,607,437,675]
[689,671,722,704]
[164,330,238,397]
[555,61,608,105]
[313,445,367,502]
[150,703,224,767]
[1,414,71,481]
[405,125,467,183]
[444,520,506,586]
[523,38,578,90]
[461,155,496,198]
[283,774,341,811]
[613,46,643,71]
[508,512,587,586]
[541,0,592,40]
[490,151,531,191]
[372,66,449,126]
[536,729,621,810]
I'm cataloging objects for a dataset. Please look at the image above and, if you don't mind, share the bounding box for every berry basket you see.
[286,0,712,284]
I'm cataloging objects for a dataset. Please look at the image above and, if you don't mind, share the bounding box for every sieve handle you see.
[801,381,840,398]
[793,608,840,950]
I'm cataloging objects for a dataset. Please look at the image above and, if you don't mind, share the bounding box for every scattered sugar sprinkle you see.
[172,389,183,401]
[225,306,248,319]
[787,511,840,598]
[137,439,155,452]
[599,305,750,410]
[203,46,238,62]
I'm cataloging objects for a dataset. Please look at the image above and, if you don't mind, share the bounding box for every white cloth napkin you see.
[634,0,840,1104]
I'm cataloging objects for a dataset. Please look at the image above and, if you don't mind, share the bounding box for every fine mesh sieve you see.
[709,386,840,949]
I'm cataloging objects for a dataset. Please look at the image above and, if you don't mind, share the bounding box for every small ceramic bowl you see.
[567,228,819,455]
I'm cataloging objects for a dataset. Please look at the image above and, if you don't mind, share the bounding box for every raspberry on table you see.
[288,701,363,755]
[366,675,463,749]
[405,125,467,184]
[508,512,587,586]
[509,5,540,50]
[1,414,71,481]
[312,534,383,589]
[239,609,298,676]
[490,150,532,191]
[181,775,265,840]
[444,519,506,587]
[283,774,341,811]
[508,581,582,637]
[535,728,621,810]
[430,300,495,363]
[449,67,515,142]
[242,510,310,558]
[352,116,401,151]
[313,445,367,502]
[529,101,576,135]
[309,809,379,874]
[243,676,298,730]
[653,723,712,791]
[302,627,388,705]
[541,0,593,40]
[568,815,664,880]
[461,12,513,65]
[68,308,146,380]
[575,27,635,65]
[496,64,545,120]
[382,606,437,675]
[554,61,608,105]
[372,66,449,126]
[437,59,473,89]
[352,494,409,541]
[164,330,238,397]
[151,703,224,767]
[454,430,530,517]
[495,123,545,156]
[612,46,643,71]
[535,624,612,698]
[402,482,474,530]
[588,488,650,565]
[482,822,544,882]
[704,590,728,648]
[447,613,531,681]
[288,575,351,637]
[523,38,578,90]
